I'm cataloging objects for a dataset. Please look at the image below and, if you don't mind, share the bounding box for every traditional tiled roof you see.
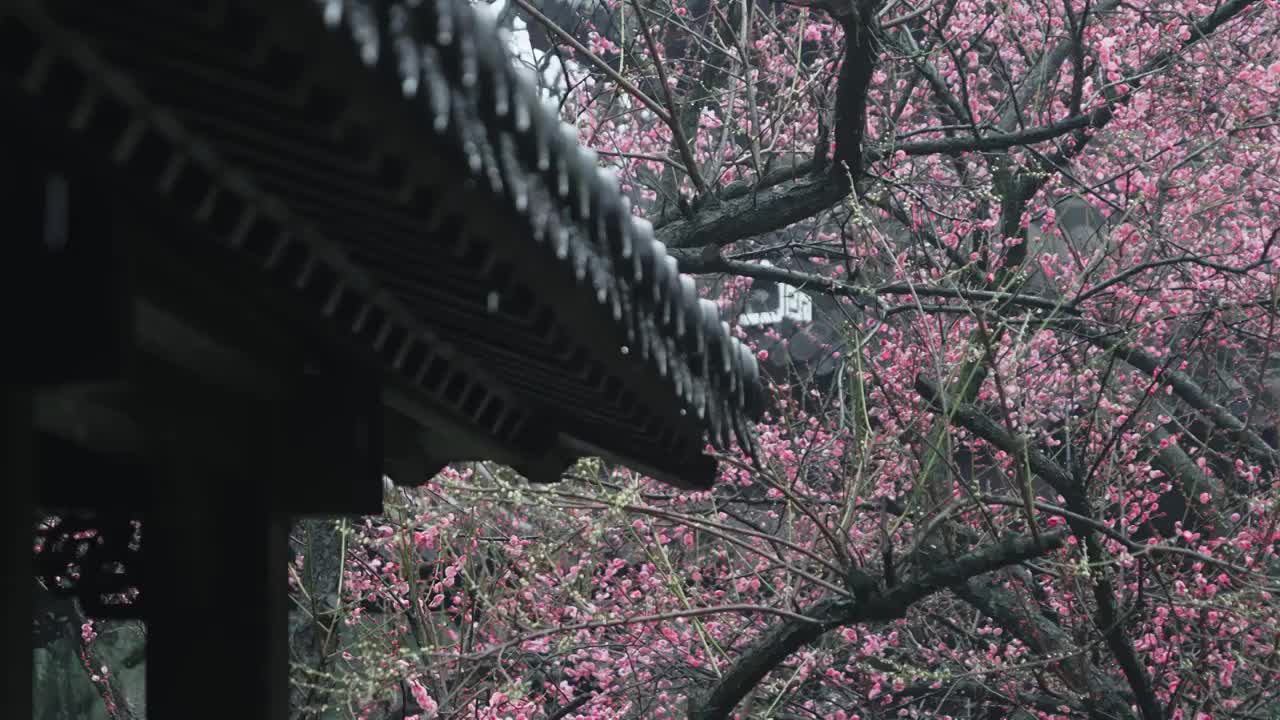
[2,0,763,487]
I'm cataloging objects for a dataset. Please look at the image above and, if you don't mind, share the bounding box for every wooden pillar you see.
[143,366,289,720]
[2,388,34,720]
[146,504,289,718]
[1,125,34,720]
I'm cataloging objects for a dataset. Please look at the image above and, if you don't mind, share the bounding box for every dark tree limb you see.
[953,576,1085,683]
[654,160,821,230]
[830,0,879,173]
[656,109,1145,238]
[676,243,1278,478]
[1026,0,1263,182]
[660,105,1123,231]
[914,376,1162,720]
[895,112,1106,156]
[1071,228,1277,307]
[687,529,1067,720]
[628,0,709,196]
[665,251,1075,314]
[657,174,849,249]
[915,377,1075,497]
[898,679,1083,716]
[511,0,671,124]
[658,0,1263,254]
[954,577,1138,720]
[657,0,880,247]
[1057,318,1280,471]
[547,693,594,720]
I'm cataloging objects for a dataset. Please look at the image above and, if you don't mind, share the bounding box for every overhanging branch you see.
[687,529,1066,720]
[914,376,1162,720]
[1057,318,1280,471]
[667,250,1074,313]
[657,174,849,249]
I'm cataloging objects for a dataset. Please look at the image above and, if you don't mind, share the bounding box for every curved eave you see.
[3,0,766,487]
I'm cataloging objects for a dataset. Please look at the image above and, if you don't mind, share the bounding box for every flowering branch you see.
[688,529,1067,720]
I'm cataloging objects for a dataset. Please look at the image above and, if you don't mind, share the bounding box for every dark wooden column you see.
[2,388,34,720]
[143,363,289,720]
[1,123,34,720]
[0,124,31,720]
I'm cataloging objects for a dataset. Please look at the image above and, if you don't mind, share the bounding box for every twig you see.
[627,0,710,195]
[510,0,673,126]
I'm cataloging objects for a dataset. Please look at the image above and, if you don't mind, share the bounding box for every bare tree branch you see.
[666,250,1075,313]
[629,0,710,195]
[657,174,849,248]
[511,0,673,125]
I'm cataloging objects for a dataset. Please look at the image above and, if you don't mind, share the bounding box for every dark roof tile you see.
[9,0,765,486]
